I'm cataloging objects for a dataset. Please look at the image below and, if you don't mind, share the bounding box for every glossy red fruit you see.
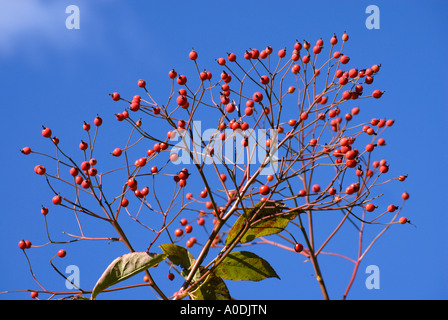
[252,92,263,102]
[294,243,303,253]
[197,218,205,226]
[340,55,350,64]
[365,203,376,212]
[57,249,66,258]
[80,161,90,171]
[21,147,32,155]
[41,206,49,215]
[402,192,409,200]
[260,75,270,85]
[94,116,103,126]
[312,184,321,192]
[372,90,383,99]
[387,204,398,212]
[259,185,270,195]
[30,291,38,299]
[185,225,193,233]
[111,92,120,101]
[189,49,198,60]
[174,228,183,237]
[127,178,138,190]
[180,218,188,226]
[226,103,236,113]
[227,52,236,62]
[88,168,97,176]
[278,48,286,58]
[177,75,187,85]
[121,198,129,207]
[18,240,27,250]
[112,148,122,157]
[168,69,177,79]
[42,127,52,138]
[398,217,408,224]
[79,141,88,151]
[168,272,175,281]
[138,79,146,88]
[34,165,46,175]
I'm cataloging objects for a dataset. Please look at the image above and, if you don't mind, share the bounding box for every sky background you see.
[0,0,447,300]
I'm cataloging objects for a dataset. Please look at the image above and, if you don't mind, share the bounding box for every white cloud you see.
[0,0,65,56]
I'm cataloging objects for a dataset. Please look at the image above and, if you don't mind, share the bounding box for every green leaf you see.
[190,269,232,300]
[91,251,166,300]
[214,251,280,281]
[159,243,195,270]
[225,201,300,245]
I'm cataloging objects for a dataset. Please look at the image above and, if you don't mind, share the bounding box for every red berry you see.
[217,57,226,65]
[402,192,409,200]
[226,103,236,113]
[227,52,236,62]
[365,203,376,212]
[185,225,193,233]
[127,178,138,190]
[252,92,263,102]
[260,75,270,85]
[168,272,175,281]
[312,184,321,193]
[94,116,103,126]
[21,147,32,155]
[372,90,383,99]
[57,249,66,258]
[398,217,408,224]
[41,206,49,215]
[189,49,198,60]
[294,243,303,253]
[121,198,129,207]
[278,48,286,58]
[330,34,338,45]
[342,32,349,42]
[177,75,187,85]
[138,79,146,88]
[34,165,46,175]
[387,204,397,212]
[174,228,183,237]
[18,240,27,250]
[111,92,120,101]
[259,185,270,195]
[80,161,90,171]
[168,69,177,79]
[200,190,208,198]
[180,218,188,226]
[79,140,88,151]
[42,127,52,138]
[88,167,97,176]
[197,218,205,226]
[340,55,350,64]
[30,291,38,299]
[365,144,375,152]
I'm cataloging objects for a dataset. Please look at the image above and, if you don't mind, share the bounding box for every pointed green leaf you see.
[159,243,195,270]
[190,269,232,300]
[226,201,300,245]
[91,251,166,300]
[214,251,280,281]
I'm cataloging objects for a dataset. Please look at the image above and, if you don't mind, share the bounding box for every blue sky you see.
[1,0,447,300]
